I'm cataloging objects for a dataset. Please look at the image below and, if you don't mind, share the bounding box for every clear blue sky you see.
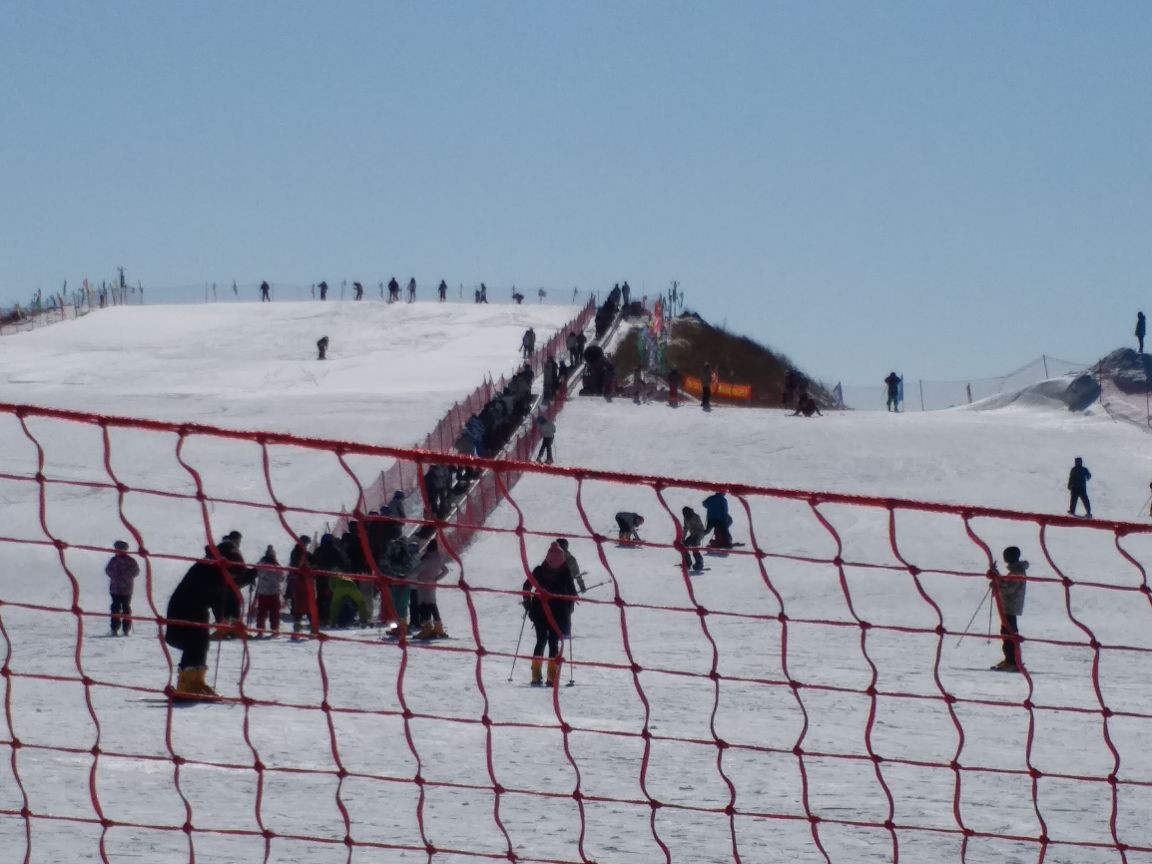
[3,2,1150,385]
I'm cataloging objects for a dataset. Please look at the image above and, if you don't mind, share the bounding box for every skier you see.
[407,278,416,302]
[668,368,682,407]
[521,327,536,359]
[288,535,317,637]
[317,336,329,360]
[991,546,1028,672]
[680,507,706,572]
[1137,311,1146,354]
[253,545,285,636]
[1067,457,1092,517]
[702,492,733,547]
[479,283,488,303]
[884,372,902,412]
[566,331,580,367]
[423,463,451,519]
[312,533,349,624]
[105,540,140,636]
[614,512,644,543]
[535,414,556,464]
[438,279,448,302]
[259,281,271,302]
[164,541,253,697]
[353,281,364,301]
[318,281,328,301]
[382,538,418,638]
[522,542,578,686]
[388,277,400,303]
[541,354,558,401]
[413,540,450,639]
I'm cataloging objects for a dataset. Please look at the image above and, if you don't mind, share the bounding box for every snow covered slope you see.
[1,305,1151,863]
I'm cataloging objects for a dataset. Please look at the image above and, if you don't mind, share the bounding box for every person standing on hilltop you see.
[884,372,902,412]
[438,279,448,302]
[701,363,713,411]
[1067,457,1092,518]
[259,281,271,302]
[318,281,328,301]
[1137,311,1146,354]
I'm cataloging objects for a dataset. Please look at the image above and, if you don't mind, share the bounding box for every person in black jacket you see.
[312,533,349,623]
[523,542,578,686]
[1067,457,1092,517]
[164,540,255,697]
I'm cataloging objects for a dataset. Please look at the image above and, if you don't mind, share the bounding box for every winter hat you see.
[555,538,569,551]
[544,542,567,569]
[1003,546,1021,564]
[113,540,129,551]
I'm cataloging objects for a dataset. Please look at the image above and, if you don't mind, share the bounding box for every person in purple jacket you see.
[106,540,140,635]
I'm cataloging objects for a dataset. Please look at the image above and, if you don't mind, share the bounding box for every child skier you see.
[991,546,1028,672]
[105,540,140,635]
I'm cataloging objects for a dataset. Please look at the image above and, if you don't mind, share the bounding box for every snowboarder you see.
[1137,312,1146,354]
[318,281,328,301]
[413,540,450,639]
[523,542,578,686]
[792,394,822,417]
[701,363,713,411]
[885,372,902,412]
[1067,457,1092,517]
[253,545,285,635]
[164,541,253,697]
[991,546,1028,672]
[105,540,140,635]
[702,492,733,547]
[680,508,706,572]
[317,336,329,360]
[521,327,536,359]
[259,281,271,302]
[615,512,644,543]
[535,415,556,463]
[438,280,448,302]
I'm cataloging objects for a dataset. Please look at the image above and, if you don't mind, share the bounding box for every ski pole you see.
[508,607,528,682]
[211,637,223,691]
[1139,491,1152,518]
[955,585,992,647]
[580,579,612,593]
[566,632,575,687]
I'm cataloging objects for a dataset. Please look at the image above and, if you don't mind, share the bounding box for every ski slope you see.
[2,303,1152,863]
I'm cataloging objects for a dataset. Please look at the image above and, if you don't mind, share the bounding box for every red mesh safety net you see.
[2,401,1152,863]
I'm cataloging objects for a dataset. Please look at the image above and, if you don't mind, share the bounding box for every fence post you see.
[919,380,925,412]
[966,383,972,404]
[1042,355,1049,379]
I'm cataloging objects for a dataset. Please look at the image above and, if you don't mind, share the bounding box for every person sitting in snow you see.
[702,492,733,547]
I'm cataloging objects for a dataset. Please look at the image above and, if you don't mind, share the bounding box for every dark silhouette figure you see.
[388,278,400,303]
[479,283,488,303]
[317,336,329,360]
[260,281,270,302]
[438,280,448,302]
[1137,312,1146,354]
[1067,457,1092,517]
[991,546,1028,672]
[318,281,328,301]
[353,282,364,300]
[701,363,713,411]
[884,372,902,412]
[408,278,416,302]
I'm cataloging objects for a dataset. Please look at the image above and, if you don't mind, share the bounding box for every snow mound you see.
[967,372,1100,412]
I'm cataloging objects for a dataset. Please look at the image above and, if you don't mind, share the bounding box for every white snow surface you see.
[2,303,1152,864]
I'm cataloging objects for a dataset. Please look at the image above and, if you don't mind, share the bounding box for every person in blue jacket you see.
[702,492,733,548]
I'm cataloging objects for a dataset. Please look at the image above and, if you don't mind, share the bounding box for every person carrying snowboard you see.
[1067,457,1092,517]
[522,542,577,686]
[991,545,1028,672]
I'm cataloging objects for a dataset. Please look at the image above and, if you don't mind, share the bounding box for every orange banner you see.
[682,374,752,401]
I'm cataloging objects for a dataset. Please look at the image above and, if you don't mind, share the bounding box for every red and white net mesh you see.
[2,401,1152,864]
